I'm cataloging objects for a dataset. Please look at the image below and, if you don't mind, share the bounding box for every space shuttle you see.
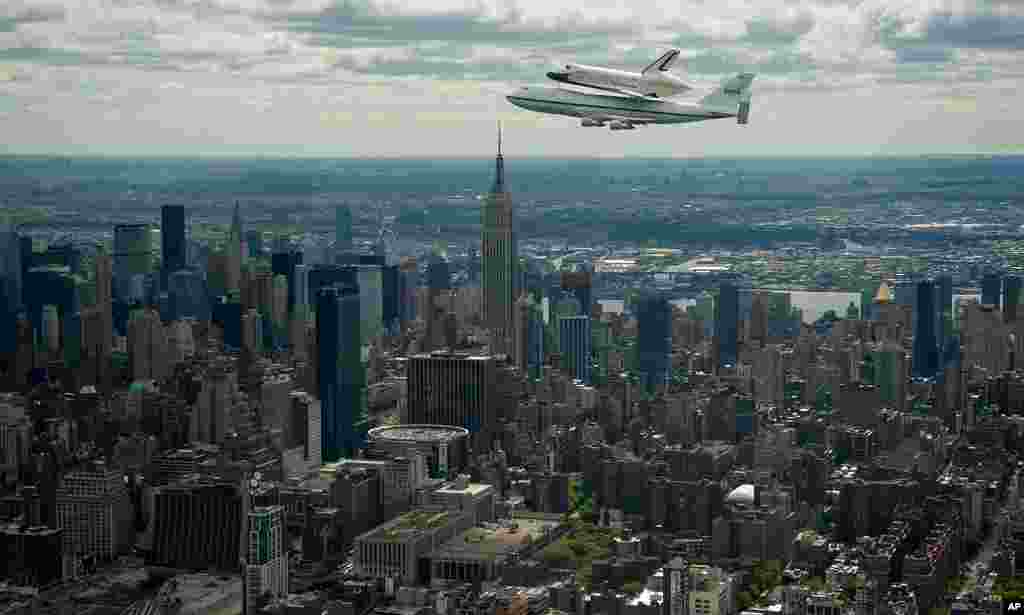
[546,49,692,99]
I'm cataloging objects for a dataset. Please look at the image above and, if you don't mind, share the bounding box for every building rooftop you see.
[430,517,558,561]
[361,509,463,542]
[368,424,470,443]
[161,573,242,615]
[435,481,493,497]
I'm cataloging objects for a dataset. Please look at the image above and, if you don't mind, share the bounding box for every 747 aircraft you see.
[507,72,755,131]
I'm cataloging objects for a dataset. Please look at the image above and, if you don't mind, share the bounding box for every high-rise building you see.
[408,353,497,448]
[982,273,1001,308]
[227,202,244,296]
[1004,276,1022,323]
[55,459,133,564]
[356,265,383,343]
[113,224,153,301]
[293,264,310,311]
[283,391,321,477]
[561,270,593,318]
[245,505,287,613]
[873,344,906,411]
[425,254,451,352]
[481,125,517,357]
[271,250,303,313]
[42,305,59,356]
[0,219,21,354]
[935,274,953,339]
[514,294,544,379]
[336,205,354,255]
[637,292,672,391]
[270,274,288,347]
[382,264,399,334]
[559,315,592,385]
[191,361,237,444]
[316,285,366,462]
[246,230,263,259]
[149,476,244,572]
[750,291,769,349]
[715,283,739,369]
[128,308,170,382]
[167,269,209,322]
[398,257,418,326]
[160,205,187,289]
[912,279,939,379]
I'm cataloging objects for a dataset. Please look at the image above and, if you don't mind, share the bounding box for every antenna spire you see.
[493,121,505,192]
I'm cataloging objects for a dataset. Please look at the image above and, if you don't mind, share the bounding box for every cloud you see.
[0,0,1022,156]
[923,12,1024,50]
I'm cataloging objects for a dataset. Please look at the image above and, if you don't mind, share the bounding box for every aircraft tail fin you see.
[699,73,755,117]
[641,49,681,75]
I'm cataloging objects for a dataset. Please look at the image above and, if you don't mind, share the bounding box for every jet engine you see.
[581,119,605,127]
[737,101,751,125]
[609,120,635,130]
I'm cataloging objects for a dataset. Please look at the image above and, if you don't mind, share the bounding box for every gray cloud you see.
[743,14,815,46]
[892,46,954,64]
[923,12,1024,51]
[0,6,64,32]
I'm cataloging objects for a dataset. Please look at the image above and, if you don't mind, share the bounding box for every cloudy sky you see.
[0,0,1022,157]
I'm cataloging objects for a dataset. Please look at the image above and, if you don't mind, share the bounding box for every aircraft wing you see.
[580,112,654,125]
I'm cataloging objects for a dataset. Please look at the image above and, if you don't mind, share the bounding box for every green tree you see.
[736,591,753,612]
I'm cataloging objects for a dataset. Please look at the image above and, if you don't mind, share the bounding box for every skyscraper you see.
[0,219,21,354]
[561,270,593,318]
[245,505,288,613]
[912,279,939,379]
[481,125,517,357]
[316,285,366,462]
[559,315,592,385]
[160,205,187,289]
[408,353,496,449]
[271,250,303,313]
[1004,276,1022,323]
[227,202,243,296]
[935,274,953,338]
[336,205,353,256]
[982,273,1001,308]
[113,224,153,301]
[715,283,739,369]
[637,292,672,391]
[425,253,451,352]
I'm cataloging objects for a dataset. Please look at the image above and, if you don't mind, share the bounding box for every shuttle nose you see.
[546,71,570,83]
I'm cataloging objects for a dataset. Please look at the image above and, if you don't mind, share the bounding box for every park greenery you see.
[994,575,1024,600]
[735,560,785,611]
[539,521,622,589]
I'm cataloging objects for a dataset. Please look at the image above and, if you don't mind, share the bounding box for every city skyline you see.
[1,1,1022,157]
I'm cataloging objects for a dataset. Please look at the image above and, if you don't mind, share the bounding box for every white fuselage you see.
[506,86,732,125]
[555,63,692,98]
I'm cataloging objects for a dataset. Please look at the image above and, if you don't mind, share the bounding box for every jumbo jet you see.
[507,73,755,131]
[546,49,692,99]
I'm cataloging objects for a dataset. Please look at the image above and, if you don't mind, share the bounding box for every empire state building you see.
[481,124,517,357]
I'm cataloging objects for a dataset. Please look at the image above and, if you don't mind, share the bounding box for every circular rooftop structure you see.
[368,424,470,475]
[368,424,470,443]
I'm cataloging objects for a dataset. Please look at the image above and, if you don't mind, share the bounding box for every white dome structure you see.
[725,484,756,506]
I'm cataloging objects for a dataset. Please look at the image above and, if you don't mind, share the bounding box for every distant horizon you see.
[3,152,1024,161]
